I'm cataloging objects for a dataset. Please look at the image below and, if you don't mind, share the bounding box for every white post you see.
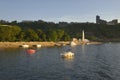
[82,30,85,42]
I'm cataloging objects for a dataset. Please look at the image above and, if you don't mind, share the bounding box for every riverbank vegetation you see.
[0,20,120,42]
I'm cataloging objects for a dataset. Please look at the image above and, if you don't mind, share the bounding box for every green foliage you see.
[0,24,70,42]
[1,20,120,42]
[88,36,99,41]
[47,30,58,41]
[41,34,47,41]
[36,29,46,41]
[46,29,66,41]
[62,33,71,41]
[17,31,26,41]
[0,25,21,41]
[25,28,39,41]
[56,29,64,41]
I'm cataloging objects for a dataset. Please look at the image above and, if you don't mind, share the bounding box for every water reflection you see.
[62,56,74,60]
[61,46,74,69]
[81,45,88,61]
[63,75,71,80]
[62,57,74,80]
[62,56,74,69]
[81,45,85,54]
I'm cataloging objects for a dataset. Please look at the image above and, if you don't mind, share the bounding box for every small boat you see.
[33,44,41,48]
[55,43,62,46]
[20,44,29,48]
[26,49,36,54]
[36,44,41,48]
[70,41,77,46]
[61,51,74,58]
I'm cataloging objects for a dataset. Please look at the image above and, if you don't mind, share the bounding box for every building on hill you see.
[96,15,118,25]
[96,15,107,24]
[107,19,118,25]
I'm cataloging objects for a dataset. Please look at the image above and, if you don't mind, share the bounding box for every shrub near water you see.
[0,25,21,41]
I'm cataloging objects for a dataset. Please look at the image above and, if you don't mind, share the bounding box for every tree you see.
[42,33,47,41]
[36,29,44,41]
[62,33,71,41]
[11,20,17,25]
[25,28,39,41]
[17,31,26,41]
[47,30,58,41]
[56,29,64,41]
[0,25,21,41]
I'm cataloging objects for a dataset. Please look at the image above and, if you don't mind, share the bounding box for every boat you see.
[55,43,62,46]
[70,41,77,46]
[33,44,41,48]
[20,44,29,48]
[61,51,74,58]
[26,49,36,54]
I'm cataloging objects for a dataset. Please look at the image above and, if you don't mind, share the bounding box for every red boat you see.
[26,49,36,54]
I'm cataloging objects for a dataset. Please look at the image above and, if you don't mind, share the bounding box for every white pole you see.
[82,30,85,42]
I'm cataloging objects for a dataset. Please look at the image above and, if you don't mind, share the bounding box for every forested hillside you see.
[0,20,120,42]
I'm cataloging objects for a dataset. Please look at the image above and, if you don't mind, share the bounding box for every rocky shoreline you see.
[0,41,102,48]
[0,42,70,48]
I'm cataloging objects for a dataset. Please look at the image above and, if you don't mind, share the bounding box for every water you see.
[0,43,120,80]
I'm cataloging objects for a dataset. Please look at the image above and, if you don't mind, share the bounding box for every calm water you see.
[0,43,120,80]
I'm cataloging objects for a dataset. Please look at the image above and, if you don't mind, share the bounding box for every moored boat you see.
[70,41,77,46]
[20,44,29,48]
[33,44,42,48]
[26,49,36,54]
[61,51,74,58]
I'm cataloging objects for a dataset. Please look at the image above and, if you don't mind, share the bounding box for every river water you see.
[0,43,120,80]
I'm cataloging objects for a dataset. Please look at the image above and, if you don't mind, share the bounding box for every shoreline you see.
[0,42,70,48]
[0,42,55,48]
[0,41,103,48]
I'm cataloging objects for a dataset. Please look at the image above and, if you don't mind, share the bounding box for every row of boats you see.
[20,44,41,48]
[21,43,75,59]
[26,48,74,59]
[25,44,75,59]
[27,48,74,57]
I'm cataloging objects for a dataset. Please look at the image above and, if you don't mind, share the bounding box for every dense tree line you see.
[0,20,120,42]
[0,25,70,42]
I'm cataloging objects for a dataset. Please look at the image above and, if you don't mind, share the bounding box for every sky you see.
[0,0,120,23]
